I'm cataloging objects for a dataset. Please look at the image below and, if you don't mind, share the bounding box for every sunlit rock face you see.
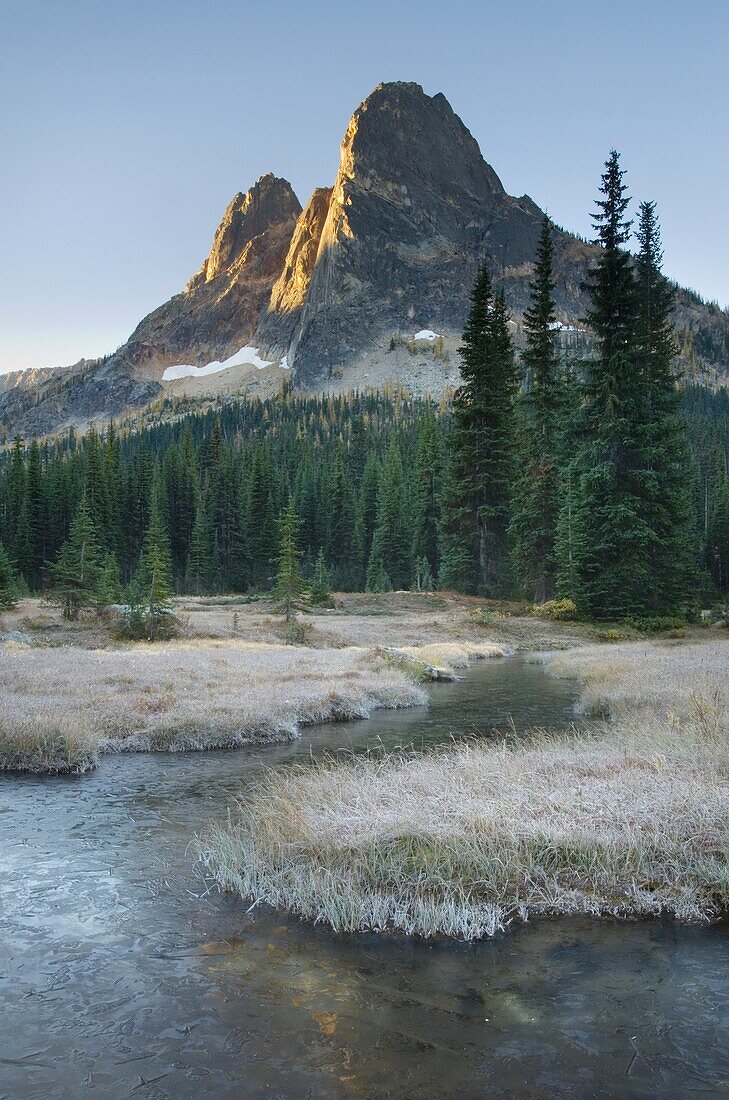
[125,173,302,371]
[256,81,593,383]
[3,81,728,436]
[256,186,333,356]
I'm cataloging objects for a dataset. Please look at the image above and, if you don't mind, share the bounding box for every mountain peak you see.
[194,174,300,286]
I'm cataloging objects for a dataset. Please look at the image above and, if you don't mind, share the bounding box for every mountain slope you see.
[2,82,728,437]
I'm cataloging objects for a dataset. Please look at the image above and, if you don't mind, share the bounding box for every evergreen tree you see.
[326,445,363,590]
[366,440,410,590]
[96,552,123,609]
[186,499,216,595]
[272,502,307,623]
[411,410,442,583]
[359,451,381,570]
[246,445,278,587]
[560,151,649,617]
[439,267,517,594]
[47,497,104,620]
[706,451,729,595]
[309,547,332,606]
[509,215,565,602]
[0,543,18,610]
[634,199,697,609]
[129,496,174,640]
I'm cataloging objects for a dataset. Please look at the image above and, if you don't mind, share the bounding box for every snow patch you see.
[413,329,441,341]
[279,355,289,370]
[163,346,274,382]
[548,321,582,333]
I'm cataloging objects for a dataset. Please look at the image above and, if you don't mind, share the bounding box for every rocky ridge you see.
[2,82,727,436]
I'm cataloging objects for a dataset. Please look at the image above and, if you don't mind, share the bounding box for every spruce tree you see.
[706,452,729,595]
[634,199,697,610]
[561,151,649,617]
[439,266,517,594]
[272,502,307,624]
[309,548,332,606]
[366,440,410,591]
[47,497,104,620]
[510,215,564,602]
[0,544,18,610]
[186,499,216,595]
[326,445,363,590]
[411,410,442,584]
[129,496,174,640]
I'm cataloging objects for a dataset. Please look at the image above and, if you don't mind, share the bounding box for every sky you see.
[1,0,727,374]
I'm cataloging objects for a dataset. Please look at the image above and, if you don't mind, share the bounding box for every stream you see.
[1,658,727,1098]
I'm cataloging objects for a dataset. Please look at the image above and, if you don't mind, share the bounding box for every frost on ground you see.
[0,642,426,775]
[200,640,729,939]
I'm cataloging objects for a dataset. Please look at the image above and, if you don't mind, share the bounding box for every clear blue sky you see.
[1,0,726,373]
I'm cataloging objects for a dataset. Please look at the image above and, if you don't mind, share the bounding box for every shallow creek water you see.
[1,658,727,1098]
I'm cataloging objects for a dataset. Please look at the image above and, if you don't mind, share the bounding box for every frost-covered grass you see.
[199,640,729,939]
[0,642,426,774]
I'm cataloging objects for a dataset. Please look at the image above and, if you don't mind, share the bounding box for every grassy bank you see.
[0,642,426,774]
[199,640,729,939]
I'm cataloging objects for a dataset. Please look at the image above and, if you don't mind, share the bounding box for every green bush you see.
[531,599,579,621]
[623,613,686,634]
[111,607,180,642]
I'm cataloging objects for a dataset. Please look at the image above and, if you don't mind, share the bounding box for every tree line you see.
[0,152,727,619]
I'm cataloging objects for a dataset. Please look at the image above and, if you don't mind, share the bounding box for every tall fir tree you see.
[130,493,174,640]
[706,451,729,595]
[186,498,216,595]
[47,496,104,620]
[439,266,517,594]
[509,215,565,602]
[0,543,18,610]
[560,151,650,617]
[272,502,307,624]
[366,440,410,591]
[633,199,697,609]
[411,409,442,584]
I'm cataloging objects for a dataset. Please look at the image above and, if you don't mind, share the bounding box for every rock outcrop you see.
[255,82,594,383]
[2,81,727,436]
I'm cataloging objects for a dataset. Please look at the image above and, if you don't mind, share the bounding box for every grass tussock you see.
[199,640,729,939]
[0,642,425,774]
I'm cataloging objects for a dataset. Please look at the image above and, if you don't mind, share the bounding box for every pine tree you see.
[366,440,410,591]
[706,452,729,595]
[0,544,18,610]
[411,410,442,584]
[560,151,649,617]
[634,199,697,610]
[326,445,362,590]
[309,548,332,606]
[439,266,517,594]
[96,552,123,609]
[272,502,307,624]
[186,499,216,595]
[47,497,104,620]
[510,216,565,602]
[129,496,174,640]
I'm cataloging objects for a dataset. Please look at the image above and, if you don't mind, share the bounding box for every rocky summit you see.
[3,81,728,435]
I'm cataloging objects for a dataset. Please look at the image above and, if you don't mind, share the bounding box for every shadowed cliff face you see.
[255,82,594,383]
[2,81,728,436]
[124,173,302,372]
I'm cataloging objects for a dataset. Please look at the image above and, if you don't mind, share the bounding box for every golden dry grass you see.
[200,640,729,939]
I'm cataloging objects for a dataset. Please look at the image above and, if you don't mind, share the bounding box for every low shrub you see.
[623,613,686,634]
[111,607,181,642]
[531,599,579,621]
